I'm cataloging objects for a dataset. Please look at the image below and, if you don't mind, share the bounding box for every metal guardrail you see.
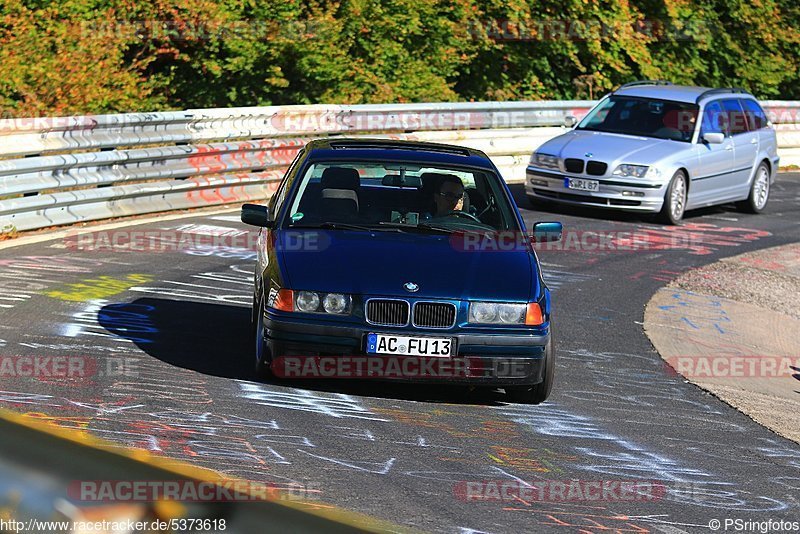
[1,100,798,233]
[0,101,597,158]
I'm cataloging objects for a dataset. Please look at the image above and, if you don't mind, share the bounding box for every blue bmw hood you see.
[278,231,537,301]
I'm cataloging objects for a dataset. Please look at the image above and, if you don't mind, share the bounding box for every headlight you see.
[323,293,348,314]
[293,291,351,314]
[469,302,544,325]
[498,304,525,323]
[612,164,649,178]
[470,302,498,323]
[296,291,320,312]
[531,153,560,169]
[645,167,662,179]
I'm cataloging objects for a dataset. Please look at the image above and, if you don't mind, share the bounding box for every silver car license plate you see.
[565,177,599,192]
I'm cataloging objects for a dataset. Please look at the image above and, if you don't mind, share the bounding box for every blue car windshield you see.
[577,96,699,142]
[285,162,519,232]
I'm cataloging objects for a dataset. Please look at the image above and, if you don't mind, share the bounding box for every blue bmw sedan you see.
[241,138,562,403]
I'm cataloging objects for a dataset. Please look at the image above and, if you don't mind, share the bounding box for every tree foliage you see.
[0,0,797,116]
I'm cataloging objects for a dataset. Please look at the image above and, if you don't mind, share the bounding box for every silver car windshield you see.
[285,162,519,232]
[577,96,699,142]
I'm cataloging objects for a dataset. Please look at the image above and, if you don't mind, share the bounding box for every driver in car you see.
[422,174,473,221]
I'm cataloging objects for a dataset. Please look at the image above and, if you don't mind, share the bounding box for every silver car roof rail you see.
[616,80,674,90]
[694,87,751,103]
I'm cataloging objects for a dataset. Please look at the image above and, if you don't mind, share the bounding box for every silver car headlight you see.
[612,164,649,178]
[531,152,560,169]
[645,167,662,179]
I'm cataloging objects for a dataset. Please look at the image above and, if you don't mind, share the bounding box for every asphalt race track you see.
[1,175,799,533]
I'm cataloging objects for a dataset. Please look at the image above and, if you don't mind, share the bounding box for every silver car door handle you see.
[724,144,733,151]
[750,138,757,144]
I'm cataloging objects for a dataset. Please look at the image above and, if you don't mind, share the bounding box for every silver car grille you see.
[562,158,607,176]
[586,161,608,176]
[564,158,584,173]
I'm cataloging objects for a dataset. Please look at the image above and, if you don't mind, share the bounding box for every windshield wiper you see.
[377,222,456,235]
[290,222,374,231]
[417,223,461,234]
[290,222,403,232]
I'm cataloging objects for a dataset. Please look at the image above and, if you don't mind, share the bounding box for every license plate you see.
[366,333,454,357]
[565,177,599,192]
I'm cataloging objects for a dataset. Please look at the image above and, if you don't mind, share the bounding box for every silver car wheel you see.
[754,166,769,210]
[670,175,686,220]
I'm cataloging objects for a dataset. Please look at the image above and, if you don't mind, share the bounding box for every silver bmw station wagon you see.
[525,81,779,224]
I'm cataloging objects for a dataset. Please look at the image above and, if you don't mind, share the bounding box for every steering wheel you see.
[477,195,496,219]
[442,210,482,223]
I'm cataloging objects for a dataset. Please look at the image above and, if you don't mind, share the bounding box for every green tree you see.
[0,0,797,116]
[0,0,165,116]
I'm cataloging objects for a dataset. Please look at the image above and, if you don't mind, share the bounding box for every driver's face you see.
[435,181,464,214]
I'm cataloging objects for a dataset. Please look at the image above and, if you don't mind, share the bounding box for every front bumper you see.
[262,311,548,386]
[525,166,667,213]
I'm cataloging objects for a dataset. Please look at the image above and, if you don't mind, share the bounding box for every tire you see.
[506,334,555,404]
[250,289,259,337]
[736,162,770,214]
[658,170,688,225]
[253,294,273,380]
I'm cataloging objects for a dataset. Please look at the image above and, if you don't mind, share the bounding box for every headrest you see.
[322,188,359,208]
[321,167,360,190]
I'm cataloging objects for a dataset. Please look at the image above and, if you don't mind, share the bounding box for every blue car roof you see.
[303,138,496,170]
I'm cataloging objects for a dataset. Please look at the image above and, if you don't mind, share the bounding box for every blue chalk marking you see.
[681,317,700,329]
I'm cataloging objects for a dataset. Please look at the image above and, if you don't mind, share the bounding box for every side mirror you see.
[241,203,272,227]
[563,115,578,128]
[531,221,563,243]
[702,132,725,144]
